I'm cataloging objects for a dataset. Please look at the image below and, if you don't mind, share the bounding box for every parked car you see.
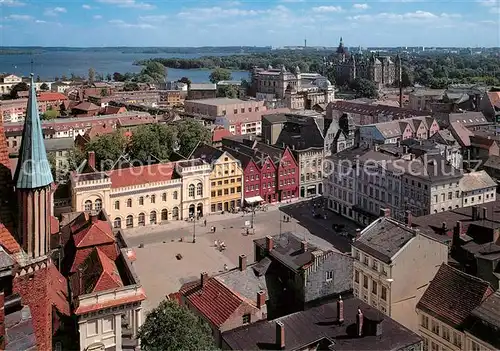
[332,223,345,231]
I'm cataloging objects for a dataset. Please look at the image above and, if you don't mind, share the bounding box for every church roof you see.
[13,74,53,189]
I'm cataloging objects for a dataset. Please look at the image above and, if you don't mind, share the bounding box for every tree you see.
[123,82,140,91]
[178,76,191,87]
[401,67,413,87]
[41,108,58,120]
[85,131,127,171]
[217,85,238,98]
[47,152,57,180]
[67,147,86,172]
[349,78,378,99]
[138,300,217,351]
[129,124,176,162]
[139,61,166,83]
[40,83,49,91]
[175,119,211,157]
[100,88,109,97]
[61,74,68,81]
[113,72,125,82]
[106,73,112,81]
[209,68,232,83]
[9,82,29,98]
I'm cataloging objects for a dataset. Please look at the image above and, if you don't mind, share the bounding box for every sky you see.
[0,0,499,47]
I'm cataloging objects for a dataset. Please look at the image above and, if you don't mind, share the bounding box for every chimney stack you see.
[356,308,364,337]
[257,290,266,309]
[301,240,308,253]
[337,295,344,324]
[405,210,412,228]
[276,321,285,349]
[472,206,479,221]
[266,235,274,252]
[201,272,208,288]
[88,151,96,169]
[0,291,4,350]
[380,208,391,218]
[239,254,247,271]
[483,207,488,220]
[441,222,447,233]
[453,221,462,248]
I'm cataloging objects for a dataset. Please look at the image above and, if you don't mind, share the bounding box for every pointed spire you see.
[14,74,53,189]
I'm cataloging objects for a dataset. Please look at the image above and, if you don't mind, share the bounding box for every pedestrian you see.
[204,219,207,226]
[214,226,217,233]
[224,264,228,271]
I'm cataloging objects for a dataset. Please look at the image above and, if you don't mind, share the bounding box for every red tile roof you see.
[212,126,232,142]
[487,91,500,109]
[103,106,127,115]
[416,264,493,328]
[179,276,244,327]
[108,163,178,188]
[73,101,100,112]
[37,92,68,102]
[72,219,114,248]
[70,243,119,273]
[74,289,147,315]
[0,223,21,254]
[93,248,123,292]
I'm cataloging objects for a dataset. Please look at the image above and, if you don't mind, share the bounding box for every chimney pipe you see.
[0,291,4,350]
[483,207,488,220]
[239,254,247,271]
[201,272,208,287]
[337,295,344,324]
[276,321,285,349]
[356,308,364,337]
[406,210,412,228]
[266,235,274,252]
[301,240,308,253]
[257,290,266,309]
[88,151,96,170]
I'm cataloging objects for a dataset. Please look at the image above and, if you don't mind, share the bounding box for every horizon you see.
[2,45,500,49]
[0,0,499,47]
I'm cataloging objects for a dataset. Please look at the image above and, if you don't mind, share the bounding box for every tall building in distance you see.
[331,37,401,88]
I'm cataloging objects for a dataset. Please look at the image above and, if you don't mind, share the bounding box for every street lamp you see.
[192,215,196,243]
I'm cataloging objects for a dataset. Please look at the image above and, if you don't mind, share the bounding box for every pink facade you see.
[259,156,277,203]
[276,148,299,201]
[429,120,440,136]
[244,159,262,200]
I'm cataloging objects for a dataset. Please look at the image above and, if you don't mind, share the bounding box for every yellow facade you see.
[209,152,243,213]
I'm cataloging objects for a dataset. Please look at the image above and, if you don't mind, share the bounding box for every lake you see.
[0,51,250,83]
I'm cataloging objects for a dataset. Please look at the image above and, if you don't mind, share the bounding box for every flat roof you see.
[185,98,249,106]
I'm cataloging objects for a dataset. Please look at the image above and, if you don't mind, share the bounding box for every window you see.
[197,183,203,196]
[161,209,168,221]
[363,255,369,266]
[138,213,145,226]
[442,326,450,341]
[363,275,368,289]
[84,200,92,211]
[113,217,121,229]
[372,261,379,271]
[217,190,222,196]
[139,196,144,205]
[126,215,133,228]
[471,341,481,351]
[431,341,438,351]
[127,198,132,207]
[431,320,439,335]
[242,314,251,324]
[172,207,179,220]
[372,281,378,295]
[150,211,157,224]
[423,337,429,351]
[151,195,156,204]
[326,271,333,282]
[354,270,359,283]
[421,314,429,329]
[114,201,120,210]
[381,286,387,301]
[93,198,101,211]
[173,191,178,200]
[189,184,195,197]
[452,332,462,348]
[448,192,452,200]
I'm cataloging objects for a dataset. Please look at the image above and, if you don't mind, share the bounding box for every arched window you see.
[114,201,120,210]
[151,195,156,204]
[127,198,132,207]
[138,213,145,226]
[173,191,178,200]
[162,193,167,201]
[126,215,133,228]
[150,211,157,225]
[161,209,168,221]
[172,207,179,220]
[94,199,102,211]
[139,196,144,206]
[114,217,121,229]
[84,200,92,211]
[196,183,203,197]
[188,184,195,197]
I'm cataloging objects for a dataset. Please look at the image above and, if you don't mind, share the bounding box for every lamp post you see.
[192,215,196,243]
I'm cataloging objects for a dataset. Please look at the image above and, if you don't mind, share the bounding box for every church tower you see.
[13,74,54,259]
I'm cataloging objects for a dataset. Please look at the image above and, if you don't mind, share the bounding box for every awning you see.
[245,196,264,204]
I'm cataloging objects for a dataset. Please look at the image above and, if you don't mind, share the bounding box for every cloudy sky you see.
[0,0,499,47]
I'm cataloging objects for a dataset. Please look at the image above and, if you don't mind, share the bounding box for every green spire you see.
[14,74,53,189]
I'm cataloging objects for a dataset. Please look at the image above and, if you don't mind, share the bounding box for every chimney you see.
[266,235,274,252]
[441,222,447,233]
[201,272,208,287]
[257,290,266,309]
[472,206,479,221]
[88,151,96,169]
[356,308,364,337]
[405,210,412,228]
[483,207,488,220]
[276,321,285,349]
[453,221,462,247]
[239,254,247,271]
[337,295,344,324]
[301,240,308,253]
[0,291,4,350]
[380,208,391,218]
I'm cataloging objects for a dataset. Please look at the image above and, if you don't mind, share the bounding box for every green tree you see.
[113,72,125,82]
[139,61,166,83]
[41,108,58,120]
[138,300,217,351]
[123,82,140,91]
[178,76,191,87]
[100,88,109,97]
[349,78,378,99]
[129,124,176,162]
[67,147,86,172]
[217,85,238,98]
[175,119,211,157]
[9,82,29,98]
[401,67,413,87]
[40,83,49,91]
[209,68,232,83]
[85,131,127,171]
[106,73,112,81]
